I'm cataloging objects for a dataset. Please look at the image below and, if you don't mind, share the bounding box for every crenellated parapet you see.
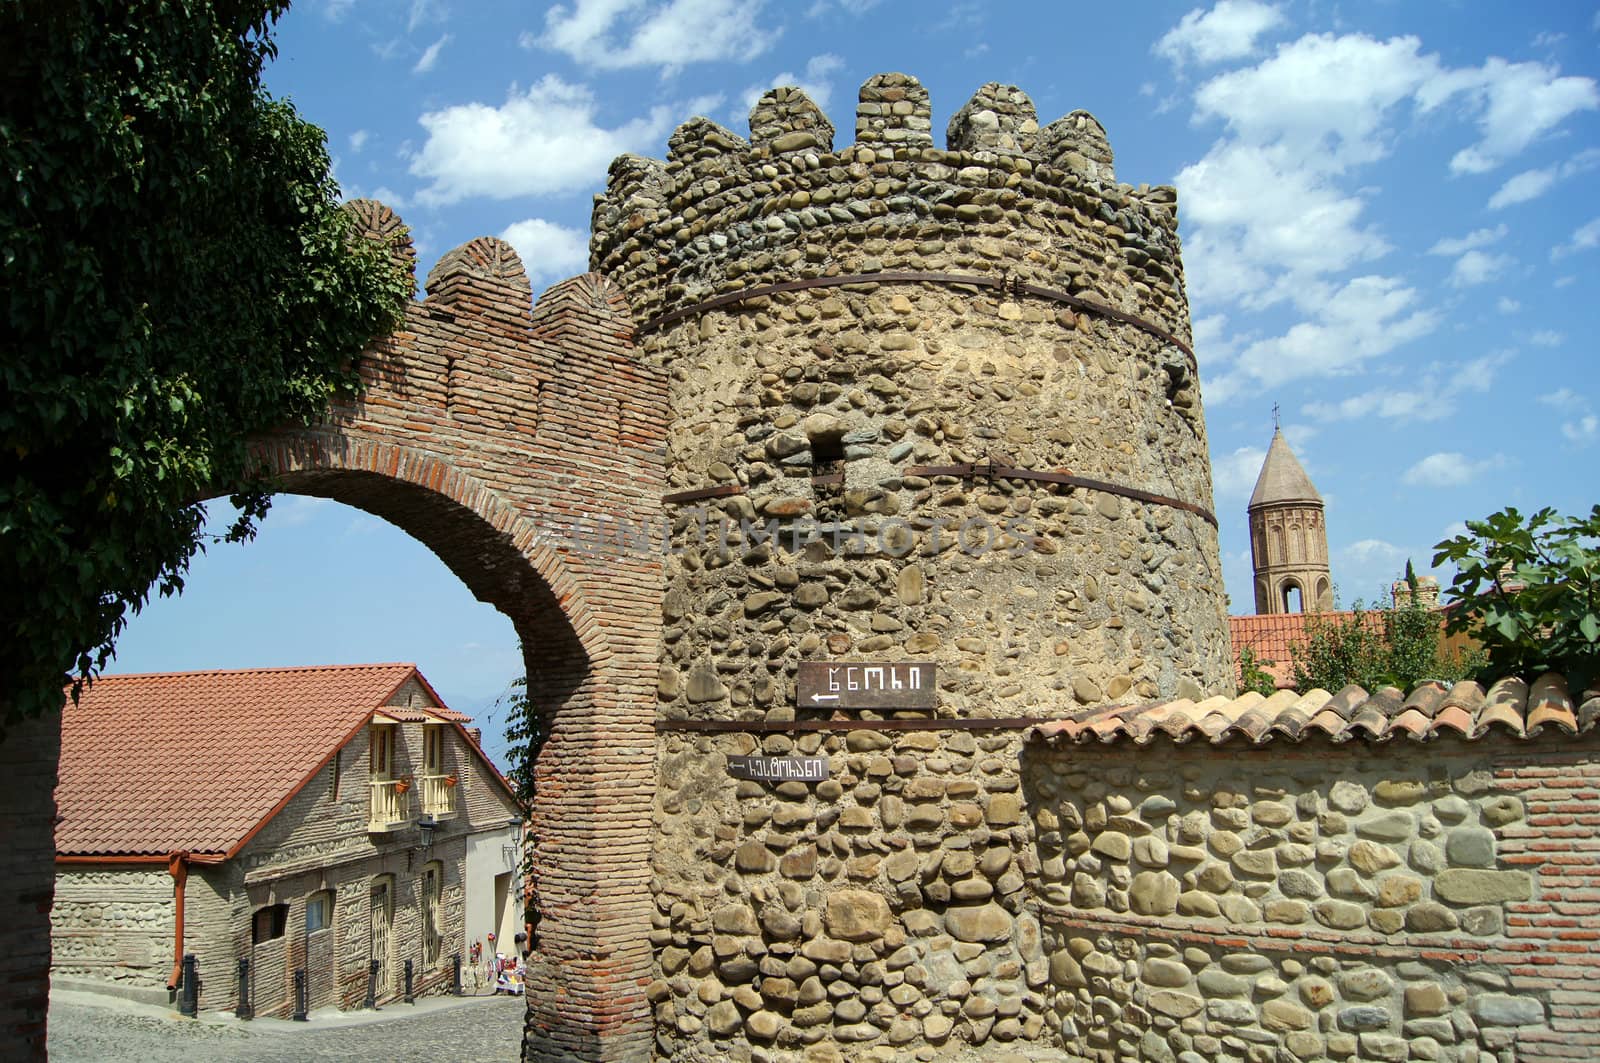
[591,74,1184,346]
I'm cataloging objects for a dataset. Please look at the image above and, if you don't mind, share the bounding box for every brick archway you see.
[236,214,668,1060]
[0,205,666,1062]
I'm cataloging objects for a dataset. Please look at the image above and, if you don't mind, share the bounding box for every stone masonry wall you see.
[1024,739,1600,1062]
[595,73,1232,1061]
[651,727,1045,1060]
[595,73,1230,727]
[50,868,173,986]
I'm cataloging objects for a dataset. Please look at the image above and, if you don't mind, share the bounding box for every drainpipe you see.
[166,851,189,991]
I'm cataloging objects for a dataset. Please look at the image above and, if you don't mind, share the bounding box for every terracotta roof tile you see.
[1028,672,1599,749]
[57,663,466,857]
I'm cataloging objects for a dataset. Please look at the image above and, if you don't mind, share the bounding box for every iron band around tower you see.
[661,460,1217,528]
[635,269,1194,358]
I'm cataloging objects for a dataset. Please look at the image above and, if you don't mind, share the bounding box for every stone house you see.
[52,663,523,1016]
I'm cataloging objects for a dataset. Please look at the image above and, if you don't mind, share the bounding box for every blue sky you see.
[113,0,1600,761]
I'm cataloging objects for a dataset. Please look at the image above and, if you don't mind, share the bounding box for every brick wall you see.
[0,711,59,1059]
[241,232,665,1058]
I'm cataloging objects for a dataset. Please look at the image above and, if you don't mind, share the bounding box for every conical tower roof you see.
[1248,429,1322,508]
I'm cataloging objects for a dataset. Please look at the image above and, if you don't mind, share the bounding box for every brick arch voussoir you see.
[248,435,612,668]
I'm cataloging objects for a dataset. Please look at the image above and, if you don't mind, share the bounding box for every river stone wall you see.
[597,73,1233,1062]
[1025,739,1596,1063]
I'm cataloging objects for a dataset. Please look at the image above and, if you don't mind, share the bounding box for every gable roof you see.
[1030,672,1598,747]
[56,663,479,859]
[1248,429,1322,508]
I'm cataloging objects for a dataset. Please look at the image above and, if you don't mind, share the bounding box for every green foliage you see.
[0,1,410,725]
[1290,565,1481,694]
[1236,647,1279,698]
[497,676,540,812]
[1433,505,1600,691]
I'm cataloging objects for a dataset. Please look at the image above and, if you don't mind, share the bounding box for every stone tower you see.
[592,74,1233,1058]
[1248,428,1332,613]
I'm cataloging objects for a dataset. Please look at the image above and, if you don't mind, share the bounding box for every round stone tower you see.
[1248,428,1333,613]
[594,74,1232,716]
[593,74,1233,1059]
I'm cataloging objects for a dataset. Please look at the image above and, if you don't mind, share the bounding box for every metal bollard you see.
[178,953,198,1017]
[292,969,308,1021]
[404,958,415,1004]
[365,958,380,1010]
[452,953,462,996]
[235,958,253,1020]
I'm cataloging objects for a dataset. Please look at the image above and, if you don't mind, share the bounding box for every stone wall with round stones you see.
[595,71,1234,1061]
[593,72,1231,727]
[1023,739,1594,1063]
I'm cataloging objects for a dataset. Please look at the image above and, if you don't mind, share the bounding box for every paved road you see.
[48,987,526,1062]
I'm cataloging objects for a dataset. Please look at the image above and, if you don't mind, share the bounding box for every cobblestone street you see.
[48,987,525,1062]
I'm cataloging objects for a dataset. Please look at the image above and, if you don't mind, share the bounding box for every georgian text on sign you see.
[726,756,830,783]
[795,661,938,710]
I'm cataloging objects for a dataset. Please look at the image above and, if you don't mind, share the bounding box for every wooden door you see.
[369,879,392,997]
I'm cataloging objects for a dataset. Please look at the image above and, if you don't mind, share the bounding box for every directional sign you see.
[795,661,938,711]
[727,756,829,783]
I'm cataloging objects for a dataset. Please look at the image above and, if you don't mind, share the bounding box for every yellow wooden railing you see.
[368,778,411,832]
[420,774,458,817]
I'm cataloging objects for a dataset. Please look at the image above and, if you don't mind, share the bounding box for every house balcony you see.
[419,773,458,818]
[368,778,411,832]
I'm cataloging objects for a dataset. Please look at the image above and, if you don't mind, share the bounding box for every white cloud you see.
[499,218,591,288]
[1540,389,1599,445]
[368,185,405,207]
[1488,148,1600,208]
[1449,249,1512,287]
[1155,1,1286,67]
[1496,297,1520,313]
[413,33,450,74]
[1210,275,1438,397]
[1553,216,1600,259]
[1193,33,1444,168]
[1211,444,1269,499]
[738,53,844,118]
[410,76,674,205]
[1304,389,1437,422]
[1438,58,1599,174]
[1402,451,1504,487]
[1529,329,1565,347]
[1426,224,1506,256]
[322,0,356,21]
[1170,28,1593,404]
[538,0,777,73]
[1342,538,1406,565]
[407,0,441,33]
[1488,167,1555,208]
[349,129,371,153]
[1565,415,1600,444]
[1303,352,1507,424]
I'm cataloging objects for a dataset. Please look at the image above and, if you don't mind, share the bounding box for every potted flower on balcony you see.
[394,776,412,795]
[443,774,458,788]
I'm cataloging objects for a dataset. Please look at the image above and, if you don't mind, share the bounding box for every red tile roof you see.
[57,663,466,858]
[1030,673,1598,747]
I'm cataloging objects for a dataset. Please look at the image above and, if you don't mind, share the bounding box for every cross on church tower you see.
[1272,402,1280,431]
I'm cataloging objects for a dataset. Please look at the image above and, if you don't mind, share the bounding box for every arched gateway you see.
[3,202,665,1061]
[259,205,666,1060]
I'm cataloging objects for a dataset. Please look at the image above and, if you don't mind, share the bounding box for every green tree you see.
[1433,505,1600,691]
[1,1,411,725]
[1236,647,1279,698]
[1290,564,1480,693]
